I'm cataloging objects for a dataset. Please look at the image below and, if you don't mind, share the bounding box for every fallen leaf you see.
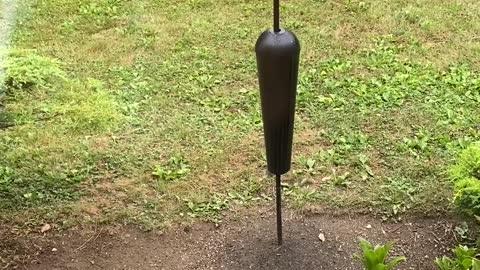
[365,165,375,176]
[318,233,326,242]
[41,224,51,233]
[306,159,316,169]
[321,176,332,182]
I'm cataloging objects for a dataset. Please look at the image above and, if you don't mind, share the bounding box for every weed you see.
[376,177,419,218]
[332,169,351,188]
[401,131,430,155]
[345,0,370,13]
[454,178,480,216]
[316,148,345,166]
[435,245,480,270]
[56,80,123,132]
[284,184,322,207]
[397,8,421,24]
[3,51,65,92]
[454,222,469,241]
[329,131,369,155]
[185,194,228,224]
[451,143,480,215]
[79,0,122,28]
[294,157,318,176]
[356,153,374,178]
[284,20,304,30]
[0,166,15,189]
[0,144,95,209]
[152,156,190,182]
[355,238,406,270]
[451,143,480,181]
[227,177,264,204]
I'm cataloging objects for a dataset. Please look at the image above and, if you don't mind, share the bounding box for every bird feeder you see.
[255,0,300,245]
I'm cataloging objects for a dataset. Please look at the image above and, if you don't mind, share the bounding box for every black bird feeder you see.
[255,0,300,245]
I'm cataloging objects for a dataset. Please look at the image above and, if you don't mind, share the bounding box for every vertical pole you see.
[275,174,283,245]
[273,0,280,32]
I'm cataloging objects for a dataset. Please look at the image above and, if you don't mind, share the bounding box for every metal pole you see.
[273,0,280,32]
[275,174,283,245]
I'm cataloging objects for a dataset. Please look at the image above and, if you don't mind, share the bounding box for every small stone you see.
[52,248,57,252]
[366,224,372,229]
[318,233,326,242]
[41,224,52,233]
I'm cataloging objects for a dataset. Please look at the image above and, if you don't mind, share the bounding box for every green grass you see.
[1,0,480,229]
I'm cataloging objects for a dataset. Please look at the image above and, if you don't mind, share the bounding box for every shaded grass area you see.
[1,0,480,230]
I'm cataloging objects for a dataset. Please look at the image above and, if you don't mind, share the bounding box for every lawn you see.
[1,0,480,235]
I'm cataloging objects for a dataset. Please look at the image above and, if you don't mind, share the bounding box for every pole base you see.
[276,174,283,245]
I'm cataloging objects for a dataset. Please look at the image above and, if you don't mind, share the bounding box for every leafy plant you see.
[376,177,419,218]
[333,169,351,188]
[451,143,480,215]
[0,166,14,191]
[401,131,430,155]
[451,143,480,181]
[3,52,66,92]
[185,194,228,224]
[284,185,321,207]
[454,222,470,240]
[355,238,406,270]
[79,0,121,27]
[316,148,345,166]
[58,80,123,132]
[152,156,190,182]
[357,153,375,178]
[435,245,480,270]
[294,156,317,176]
[345,0,370,13]
[454,178,480,216]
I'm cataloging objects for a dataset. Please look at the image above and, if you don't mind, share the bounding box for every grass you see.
[1,0,480,230]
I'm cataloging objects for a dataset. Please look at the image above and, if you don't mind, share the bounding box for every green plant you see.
[316,148,345,166]
[227,177,264,204]
[57,80,123,132]
[451,143,480,181]
[79,0,121,27]
[454,178,480,216]
[0,166,14,191]
[355,238,406,270]
[152,156,190,182]
[454,222,469,240]
[345,0,369,13]
[401,131,430,155]
[185,194,228,224]
[333,169,351,188]
[397,8,421,24]
[451,143,480,215]
[3,52,66,92]
[294,156,317,176]
[435,245,480,270]
[375,177,419,218]
[357,153,374,178]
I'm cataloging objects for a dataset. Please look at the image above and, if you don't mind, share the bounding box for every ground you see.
[4,208,459,269]
[1,0,480,268]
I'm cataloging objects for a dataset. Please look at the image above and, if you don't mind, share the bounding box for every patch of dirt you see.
[4,208,459,270]
[293,125,330,158]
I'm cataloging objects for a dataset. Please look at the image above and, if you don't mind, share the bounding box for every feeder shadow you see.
[217,225,355,270]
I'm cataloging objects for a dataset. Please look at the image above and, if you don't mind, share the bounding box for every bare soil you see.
[1,207,461,270]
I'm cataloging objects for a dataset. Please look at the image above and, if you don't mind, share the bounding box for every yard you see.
[1,0,480,268]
